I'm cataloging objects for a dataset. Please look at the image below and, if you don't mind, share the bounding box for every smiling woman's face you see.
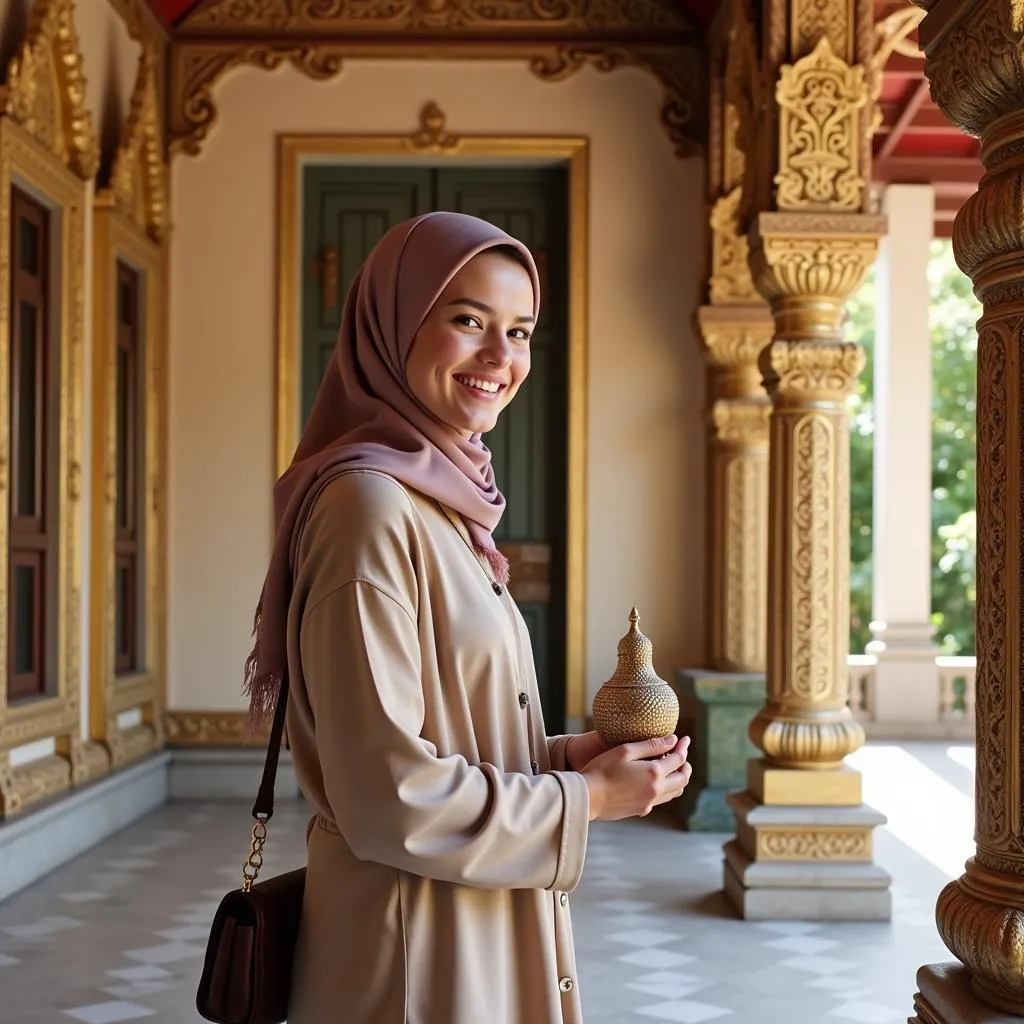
[405,249,535,439]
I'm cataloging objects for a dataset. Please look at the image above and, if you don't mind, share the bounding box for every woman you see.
[244,212,692,1023]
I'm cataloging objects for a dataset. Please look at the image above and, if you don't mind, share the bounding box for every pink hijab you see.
[244,211,541,723]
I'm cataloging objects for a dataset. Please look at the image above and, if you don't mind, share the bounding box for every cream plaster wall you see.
[169,59,708,717]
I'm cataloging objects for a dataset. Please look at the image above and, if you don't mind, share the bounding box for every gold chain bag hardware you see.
[196,677,306,1024]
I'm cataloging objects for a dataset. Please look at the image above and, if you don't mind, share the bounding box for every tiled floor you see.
[0,741,973,1023]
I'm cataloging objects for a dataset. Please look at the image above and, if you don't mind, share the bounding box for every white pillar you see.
[868,184,940,727]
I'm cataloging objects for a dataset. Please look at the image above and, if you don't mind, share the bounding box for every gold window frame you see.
[90,44,169,769]
[0,0,98,818]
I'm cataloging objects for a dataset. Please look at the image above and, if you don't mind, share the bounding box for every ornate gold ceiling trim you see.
[170,0,705,158]
[102,45,169,242]
[0,0,99,180]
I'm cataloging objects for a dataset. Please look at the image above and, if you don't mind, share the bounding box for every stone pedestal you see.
[723,789,890,920]
[671,669,764,831]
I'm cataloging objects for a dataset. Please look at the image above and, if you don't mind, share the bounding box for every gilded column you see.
[909,0,1024,1018]
[722,0,891,919]
[673,0,773,832]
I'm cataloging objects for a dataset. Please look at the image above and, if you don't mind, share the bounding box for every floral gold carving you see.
[0,0,98,181]
[172,45,345,156]
[165,711,269,747]
[791,0,850,62]
[710,188,759,304]
[756,826,871,860]
[406,102,459,153]
[184,0,694,32]
[171,1,704,158]
[774,37,868,212]
[106,46,168,243]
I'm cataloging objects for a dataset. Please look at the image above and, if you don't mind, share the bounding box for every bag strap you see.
[252,673,290,822]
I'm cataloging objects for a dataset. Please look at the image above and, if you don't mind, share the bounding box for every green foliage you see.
[847,240,979,655]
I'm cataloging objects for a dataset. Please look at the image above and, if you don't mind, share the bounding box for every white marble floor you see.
[0,741,972,1023]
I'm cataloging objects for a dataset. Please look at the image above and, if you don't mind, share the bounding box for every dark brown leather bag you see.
[196,679,306,1024]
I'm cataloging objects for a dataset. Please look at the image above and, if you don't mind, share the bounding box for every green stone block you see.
[669,669,766,832]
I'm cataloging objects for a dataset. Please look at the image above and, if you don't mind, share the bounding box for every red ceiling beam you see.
[877,78,931,159]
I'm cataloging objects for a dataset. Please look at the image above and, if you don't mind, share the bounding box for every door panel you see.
[301,166,569,729]
[301,167,432,423]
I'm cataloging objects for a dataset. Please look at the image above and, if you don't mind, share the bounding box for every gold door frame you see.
[0,0,98,817]
[90,45,170,772]
[275,106,590,725]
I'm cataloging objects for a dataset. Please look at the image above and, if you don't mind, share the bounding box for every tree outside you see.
[847,240,979,655]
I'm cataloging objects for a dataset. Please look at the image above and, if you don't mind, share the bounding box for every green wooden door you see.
[301,167,569,729]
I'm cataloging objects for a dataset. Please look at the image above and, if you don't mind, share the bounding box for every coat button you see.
[560,893,568,906]
[559,977,574,993]
[518,692,529,709]
[492,582,504,595]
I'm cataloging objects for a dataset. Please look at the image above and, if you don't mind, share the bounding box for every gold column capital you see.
[764,339,865,401]
[751,212,885,332]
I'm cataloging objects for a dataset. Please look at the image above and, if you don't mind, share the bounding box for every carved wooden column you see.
[722,0,891,919]
[673,0,772,833]
[909,0,1024,1017]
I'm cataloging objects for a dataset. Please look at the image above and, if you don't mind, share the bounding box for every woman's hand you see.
[581,735,692,822]
[565,731,613,771]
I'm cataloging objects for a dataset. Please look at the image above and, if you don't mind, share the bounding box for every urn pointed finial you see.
[592,608,680,746]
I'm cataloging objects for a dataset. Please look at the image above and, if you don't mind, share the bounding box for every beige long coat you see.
[285,470,591,1023]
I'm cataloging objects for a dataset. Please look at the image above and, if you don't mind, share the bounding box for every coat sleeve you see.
[547,735,574,772]
[300,579,590,892]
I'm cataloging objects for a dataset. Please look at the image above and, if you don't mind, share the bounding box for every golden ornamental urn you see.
[592,608,679,746]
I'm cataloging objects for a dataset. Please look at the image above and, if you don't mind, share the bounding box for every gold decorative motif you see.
[0,754,72,815]
[171,44,345,156]
[712,401,771,447]
[90,76,168,772]
[170,0,704,158]
[592,609,680,746]
[0,0,98,180]
[529,46,700,160]
[0,72,88,815]
[791,0,851,62]
[709,188,758,304]
[106,46,169,243]
[750,825,871,860]
[165,711,269,747]
[406,102,459,153]
[767,339,865,398]
[774,37,868,211]
[751,212,884,334]
[184,0,694,33]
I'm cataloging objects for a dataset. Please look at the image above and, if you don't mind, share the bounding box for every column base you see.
[670,669,765,832]
[911,963,1022,1024]
[722,770,892,921]
[868,621,942,726]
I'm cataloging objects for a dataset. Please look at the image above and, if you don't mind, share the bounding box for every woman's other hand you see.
[581,735,692,822]
[565,731,613,771]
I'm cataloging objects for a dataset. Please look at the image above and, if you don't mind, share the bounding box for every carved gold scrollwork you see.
[0,0,99,180]
[108,46,168,242]
[405,102,460,153]
[170,0,704,158]
[172,45,345,156]
[774,37,868,212]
